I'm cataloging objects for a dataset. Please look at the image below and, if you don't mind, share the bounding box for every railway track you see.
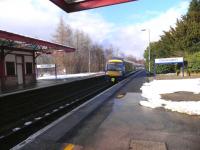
[0,75,111,149]
[0,71,139,149]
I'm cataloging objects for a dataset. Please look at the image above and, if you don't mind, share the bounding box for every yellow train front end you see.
[105,59,125,83]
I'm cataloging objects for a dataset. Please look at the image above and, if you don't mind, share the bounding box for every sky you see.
[0,0,191,59]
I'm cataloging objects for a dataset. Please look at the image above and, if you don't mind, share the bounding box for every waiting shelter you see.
[154,57,184,77]
[0,30,75,91]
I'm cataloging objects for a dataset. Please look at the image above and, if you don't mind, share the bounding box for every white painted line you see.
[24,122,32,126]
[12,127,21,132]
[53,109,58,112]
[44,113,50,116]
[34,117,42,121]
[59,106,64,109]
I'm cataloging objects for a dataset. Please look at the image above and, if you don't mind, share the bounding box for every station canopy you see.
[50,0,137,13]
[0,30,75,54]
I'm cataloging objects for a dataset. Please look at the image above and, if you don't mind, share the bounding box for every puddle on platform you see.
[116,92,126,99]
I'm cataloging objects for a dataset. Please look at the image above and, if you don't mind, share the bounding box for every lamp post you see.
[88,48,91,73]
[141,29,151,73]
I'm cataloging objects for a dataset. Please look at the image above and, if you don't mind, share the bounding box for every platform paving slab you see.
[129,140,166,150]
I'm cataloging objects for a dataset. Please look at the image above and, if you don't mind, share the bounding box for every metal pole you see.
[88,48,91,73]
[148,29,151,73]
[141,29,151,73]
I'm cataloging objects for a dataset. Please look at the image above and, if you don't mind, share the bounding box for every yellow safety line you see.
[64,144,75,150]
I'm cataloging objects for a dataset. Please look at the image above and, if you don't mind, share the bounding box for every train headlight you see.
[111,78,115,82]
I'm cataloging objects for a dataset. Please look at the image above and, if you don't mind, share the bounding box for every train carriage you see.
[105,58,135,83]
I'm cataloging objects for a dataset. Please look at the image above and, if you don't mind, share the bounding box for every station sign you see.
[155,57,183,64]
[37,64,56,69]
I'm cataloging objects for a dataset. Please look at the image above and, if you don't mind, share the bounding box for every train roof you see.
[108,58,144,66]
[108,59,123,63]
[108,58,135,64]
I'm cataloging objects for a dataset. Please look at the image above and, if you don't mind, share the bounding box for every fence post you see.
[182,62,184,77]
[55,64,57,79]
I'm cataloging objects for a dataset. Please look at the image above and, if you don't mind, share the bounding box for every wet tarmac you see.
[59,70,200,150]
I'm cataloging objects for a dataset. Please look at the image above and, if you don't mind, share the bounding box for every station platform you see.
[0,73,104,95]
[15,70,200,150]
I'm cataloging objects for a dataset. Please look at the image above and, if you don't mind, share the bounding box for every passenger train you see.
[105,58,135,82]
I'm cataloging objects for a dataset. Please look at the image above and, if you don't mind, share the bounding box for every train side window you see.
[6,62,15,76]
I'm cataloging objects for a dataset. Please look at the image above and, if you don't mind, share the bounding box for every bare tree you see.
[104,45,115,61]
[52,17,75,74]
[50,17,142,74]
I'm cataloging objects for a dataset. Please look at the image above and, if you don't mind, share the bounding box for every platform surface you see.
[0,73,102,95]
[58,71,200,150]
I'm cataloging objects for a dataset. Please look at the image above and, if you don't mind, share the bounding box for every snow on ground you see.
[37,72,105,80]
[140,78,200,115]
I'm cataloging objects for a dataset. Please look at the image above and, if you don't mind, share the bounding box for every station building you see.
[2,46,35,89]
[0,30,75,91]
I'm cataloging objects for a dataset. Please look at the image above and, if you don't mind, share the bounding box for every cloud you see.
[0,0,190,59]
[0,0,60,40]
[64,12,115,43]
[0,0,113,43]
[108,1,190,58]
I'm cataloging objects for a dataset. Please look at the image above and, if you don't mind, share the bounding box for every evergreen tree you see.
[185,0,200,53]
[144,0,200,73]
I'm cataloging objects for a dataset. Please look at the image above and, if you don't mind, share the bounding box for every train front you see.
[105,59,125,83]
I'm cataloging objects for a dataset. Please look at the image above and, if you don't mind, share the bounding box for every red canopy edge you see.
[50,0,137,13]
[0,30,75,52]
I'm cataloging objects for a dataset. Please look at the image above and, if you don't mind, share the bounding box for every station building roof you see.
[0,30,75,53]
[50,0,137,13]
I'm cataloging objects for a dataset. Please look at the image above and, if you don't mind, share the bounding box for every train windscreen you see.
[107,63,123,71]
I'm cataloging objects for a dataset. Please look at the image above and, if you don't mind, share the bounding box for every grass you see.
[148,73,200,81]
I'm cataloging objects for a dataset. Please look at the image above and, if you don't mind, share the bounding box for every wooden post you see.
[33,51,37,82]
[55,64,57,79]
[182,62,184,77]
[154,61,156,79]
[0,49,6,91]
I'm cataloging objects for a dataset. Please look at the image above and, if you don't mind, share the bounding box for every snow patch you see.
[140,78,200,115]
[37,72,105,80]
